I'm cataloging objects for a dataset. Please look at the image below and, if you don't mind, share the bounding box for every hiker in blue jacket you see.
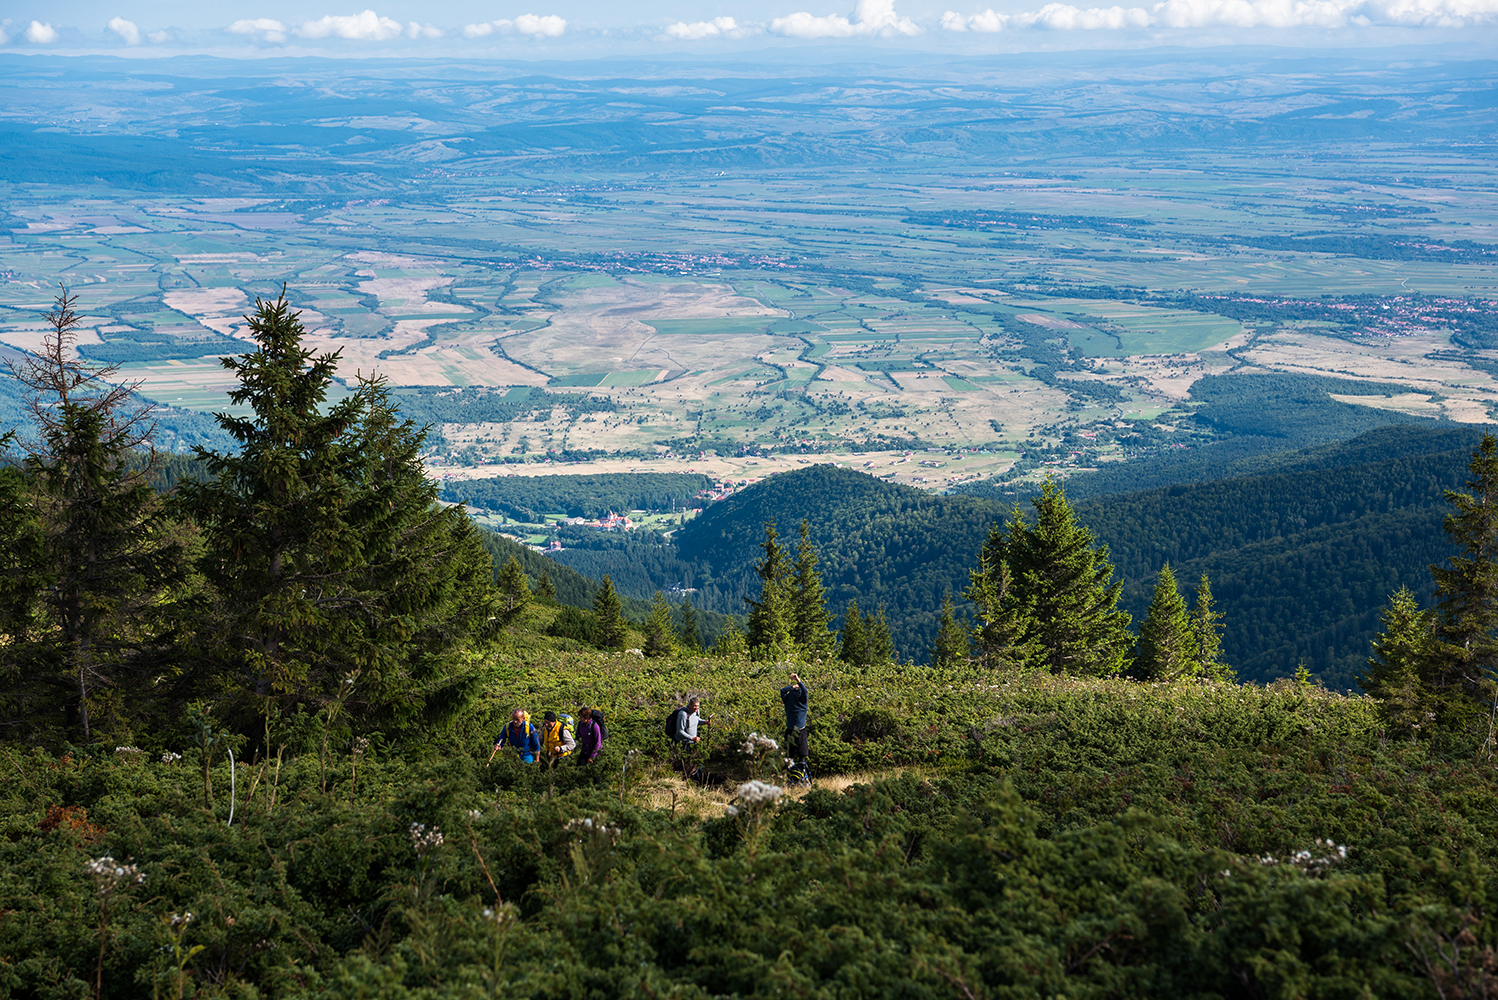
[780,672,810,785]
[493,709,541,764]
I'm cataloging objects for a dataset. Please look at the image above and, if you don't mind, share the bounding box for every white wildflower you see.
[724,805,739,816]
[169,911,193,928]
[114,746,141,755]
[86,855,143,893]
[159,751,182,764]
[408,822,445,855]
[565,816,620,839]
[467,809,484,821]
[740,732,779,756]
[736,780,784,805]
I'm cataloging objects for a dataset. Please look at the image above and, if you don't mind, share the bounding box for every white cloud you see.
[228,17,288,41]
[406,21,443,37]
[665,15,744,37]
[107,16,141,44]
[1016,3,1151,28]
[25,20,59,43]
[463,13,567,37]
[940,8,1010,28]
[296,10,404,40]
[147,29,172,43]
[941,0,1498,30]
[771,0,920,36]
[514,13,567,35]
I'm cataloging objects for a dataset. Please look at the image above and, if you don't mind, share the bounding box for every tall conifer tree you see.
[675,597,702,651]
[790,520,834,660]
[1362,586,1439,739]
[1137,564,1195,680]
[838,598,867,666]
[2,289,185,738]
[969,478,1132,676]
[966,543,1037,672]
[593,576,628,649]
[496,556,532,623]
[1190,573,1233,681]
[931,591,970,669]
[1431,431,1498,703]
[745,521,795,659]
[644,591,676,658]
[866,606,895,666]
[180,293,496,728]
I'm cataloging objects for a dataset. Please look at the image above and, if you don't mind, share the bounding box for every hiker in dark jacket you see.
[780,672,810,783]
[575,707,605,764]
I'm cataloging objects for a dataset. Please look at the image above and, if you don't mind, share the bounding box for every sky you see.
[3,0,1498,57]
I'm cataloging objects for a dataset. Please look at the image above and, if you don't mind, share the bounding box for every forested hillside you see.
[1079,427,1488,687]
[444,471,711,520]
[675,466,994,657]
[660,425,1485,682]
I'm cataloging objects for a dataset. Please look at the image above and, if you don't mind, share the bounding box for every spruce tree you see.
[745,521,795,660]
[536,570,557,603]
[1,288,186,739]
[1430,431,1498,706]
[1136,564,1195,680]
[1190,573,1233,681]
[644,591,676,658]
[1361,586,1439,739]
[838,598,867,666]
[931,591,970,669]
[496,556,531,622]
[593,576,628,649]
[21,405,186,738]
[966,543,1037,672]
[675,597,702,651]
[971,478,1132,676]
[790,520,835,660]
[180,294,496,728]
[866,606,895,666]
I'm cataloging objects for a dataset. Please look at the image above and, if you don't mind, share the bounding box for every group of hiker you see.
[491,707,607,766]
[492,671,812,784]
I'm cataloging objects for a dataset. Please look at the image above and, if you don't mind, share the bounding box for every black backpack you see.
[664,706,687,738]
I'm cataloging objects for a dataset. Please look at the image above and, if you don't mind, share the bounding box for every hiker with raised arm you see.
[780,672,810,786]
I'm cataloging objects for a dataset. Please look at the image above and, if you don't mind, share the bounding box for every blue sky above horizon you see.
[4,0,1498,57]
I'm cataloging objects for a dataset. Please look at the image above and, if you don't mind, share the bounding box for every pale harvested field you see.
[1241,329,1498,421]
[506,276,786,378]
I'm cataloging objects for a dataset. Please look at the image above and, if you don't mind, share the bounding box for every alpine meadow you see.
[5,35,1498,1000]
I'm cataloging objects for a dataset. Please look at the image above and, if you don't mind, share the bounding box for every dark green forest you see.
[443,471,711,521]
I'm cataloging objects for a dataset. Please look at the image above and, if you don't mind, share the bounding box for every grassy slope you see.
[3,629,1493,997]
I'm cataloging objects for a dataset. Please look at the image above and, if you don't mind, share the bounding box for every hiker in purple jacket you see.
[575,706,605,764]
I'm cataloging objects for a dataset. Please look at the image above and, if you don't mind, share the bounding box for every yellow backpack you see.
[544,713,575,757]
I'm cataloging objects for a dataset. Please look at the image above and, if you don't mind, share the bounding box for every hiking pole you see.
[487,743,500,766]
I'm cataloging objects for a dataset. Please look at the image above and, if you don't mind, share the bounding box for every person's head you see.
[544,711,558,723]
[578,707,592,722]
[688,698,700,713]
[511,709,526,726]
